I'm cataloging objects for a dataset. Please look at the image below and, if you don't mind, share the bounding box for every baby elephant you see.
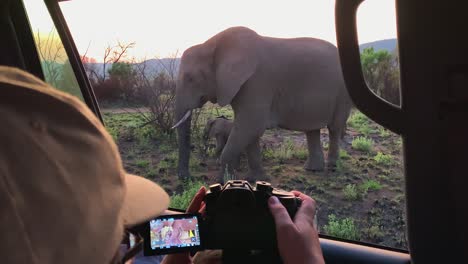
[203,116,234,158]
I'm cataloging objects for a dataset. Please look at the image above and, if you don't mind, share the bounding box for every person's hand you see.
[268,191,325,264]
[161,186,206,264]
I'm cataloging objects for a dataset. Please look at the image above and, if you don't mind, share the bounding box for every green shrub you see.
[373,152,393,166]
[339,149,350,160]
[158,160,172,170]
[396,137,403,147]
[364,225,384,240]
[347,111,369,129]
[189,155,202,171]
[335,159,345,172]
[323,142,329,151]
[135,125,156,145]
[145,168,157,178]
[292,147,308,160]
[324,214,360,240]
[351,136,374,152]
[274,138,295,162]
[169,181,205,209]
[378,127,391,138]
[358,124,373,136]
[158,142,173,153]
[135,159,150,168]
[165,152,178,163]
[262,148,275,160]
[343,184,361,200]
[271,165,283,173]
[207,147,217,158]
[360,180,382,193]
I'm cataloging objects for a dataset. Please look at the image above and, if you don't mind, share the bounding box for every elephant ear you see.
[214,30,258,106]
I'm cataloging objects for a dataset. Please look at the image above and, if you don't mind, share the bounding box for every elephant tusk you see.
[171,110,192,129]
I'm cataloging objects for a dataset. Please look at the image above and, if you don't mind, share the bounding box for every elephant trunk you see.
[175,109,192,179]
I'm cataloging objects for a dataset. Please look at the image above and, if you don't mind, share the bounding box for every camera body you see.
[203,180,302,250]
[142,180,302,256]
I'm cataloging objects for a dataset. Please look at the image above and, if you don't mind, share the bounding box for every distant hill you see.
[82,39,397,79]
[359,38,397,52]
[83,58,181,79]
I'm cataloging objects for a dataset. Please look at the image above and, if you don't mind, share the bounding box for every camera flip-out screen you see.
[143,213,203,256]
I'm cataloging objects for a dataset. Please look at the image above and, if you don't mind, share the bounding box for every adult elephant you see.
[174,27,351,182]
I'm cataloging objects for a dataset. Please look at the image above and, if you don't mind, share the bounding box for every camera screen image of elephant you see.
[174,26,352,182]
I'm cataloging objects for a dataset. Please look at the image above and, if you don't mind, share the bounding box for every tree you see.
[87,41,137,101]
[128,54,178,134]
[35,29,66,88]
[107,62,136,99]
[360,47,400,105]
[56,59,84,100]
[101,41,136,82]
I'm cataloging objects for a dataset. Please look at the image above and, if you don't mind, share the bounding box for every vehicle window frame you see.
[48,0,410,256]
[25,0,103,122]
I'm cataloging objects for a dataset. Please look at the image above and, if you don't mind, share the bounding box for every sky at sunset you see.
[24,0,397,62]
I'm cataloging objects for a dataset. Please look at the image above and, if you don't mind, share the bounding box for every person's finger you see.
[186,186,206,213]
[293,196,317,227]
[268,196,294,231]
[198,203,206,215]
[292,191,314,203]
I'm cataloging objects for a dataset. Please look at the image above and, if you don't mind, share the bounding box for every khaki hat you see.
[0,66,170,264]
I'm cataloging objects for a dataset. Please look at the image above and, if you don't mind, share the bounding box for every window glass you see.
[59,0,406,250]
[357,0,401,106]
[23,0,84,101]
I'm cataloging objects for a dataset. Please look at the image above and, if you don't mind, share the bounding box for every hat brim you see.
[122,174,170,227]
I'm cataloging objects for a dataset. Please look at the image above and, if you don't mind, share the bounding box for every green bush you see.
[378,127,391,138]
[158,159,173,170]
[396,137,403,147]
[262,148,275,160]
[106,127,119,141]
[135,159,150,168]
[145,168,157,178]
[274,138,295,162]
[364,225,384,240]
[347,111,369,129]
[339,149,350,160]
[189,155,202,171]
[343,184,361,200]
[360,180,382,193]
[135,125,156,145]
[206,147,217,158]
[358,124,374,136]
[351,136,374,152]
[324,214,360,240]
[373,152,393,166]
[169,181,205,209]
[165,152,178,163]
[292,147,308,160]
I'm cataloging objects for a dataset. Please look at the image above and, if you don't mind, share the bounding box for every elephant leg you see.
[327,126,342,169]
[215,135,227,158]
[218,115,266,183]
[304,130,325,171]
[329,100,351,168]
[244,139,268,182]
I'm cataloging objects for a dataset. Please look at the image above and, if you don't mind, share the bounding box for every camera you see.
[204,180,302,249]
[142,180,301,255]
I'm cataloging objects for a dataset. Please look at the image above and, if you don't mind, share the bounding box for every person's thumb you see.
[268,196,294,231]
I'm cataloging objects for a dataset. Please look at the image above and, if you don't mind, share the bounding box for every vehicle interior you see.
[1,0,467,263]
